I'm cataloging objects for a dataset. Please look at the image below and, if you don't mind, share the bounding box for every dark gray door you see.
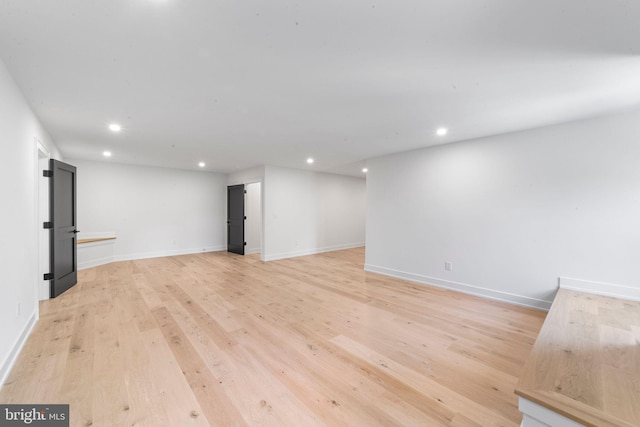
[227,184,245,255]
[49,159,78,298]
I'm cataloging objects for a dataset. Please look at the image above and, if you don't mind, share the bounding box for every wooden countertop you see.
[515,289,640,427]
[77,237,116,244]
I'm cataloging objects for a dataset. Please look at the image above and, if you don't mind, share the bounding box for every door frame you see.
[228,179,265,259]
[244,181,263,256]
[35,139,50,301]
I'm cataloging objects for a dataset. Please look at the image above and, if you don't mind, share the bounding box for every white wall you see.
[366,109,640,310]
[227,165,265,186]
[0,58,62,385]
[245,182,262,254]
[263,165,366,261]
[70,159,227,265]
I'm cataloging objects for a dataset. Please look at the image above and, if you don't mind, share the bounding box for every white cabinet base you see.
[519,398,585,427]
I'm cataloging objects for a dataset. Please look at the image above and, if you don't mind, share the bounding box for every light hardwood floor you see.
[1,248,545,426]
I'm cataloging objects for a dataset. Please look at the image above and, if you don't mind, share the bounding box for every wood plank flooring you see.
[0,248,546,426]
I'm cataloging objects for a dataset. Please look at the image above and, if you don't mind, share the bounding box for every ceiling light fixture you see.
[108,123,122,132]
[103,151,112,157]
[307,158,314,164]
[436,127,448,136]
[362,168,368,173]
[198,162,205,167]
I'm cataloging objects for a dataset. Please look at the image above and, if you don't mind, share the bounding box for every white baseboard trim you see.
[364,264,552,311]
[559,277,640,302]
[263,242,365,262]
[0,310,38,390]
[79,246,227,270]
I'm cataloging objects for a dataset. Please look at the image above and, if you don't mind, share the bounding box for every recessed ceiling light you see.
[436,127,448,136]
[198,162,205,167]
[108,123,122,132]
[362,168,368,173]
[103,151,112,157]
[307,158,314,164]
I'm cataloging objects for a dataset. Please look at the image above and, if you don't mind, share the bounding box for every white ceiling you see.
[1,0,640,176]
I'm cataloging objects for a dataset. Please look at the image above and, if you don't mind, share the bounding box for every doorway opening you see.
[226,181,263,257]
[227,184,245,255]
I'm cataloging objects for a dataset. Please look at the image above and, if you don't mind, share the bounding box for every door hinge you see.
[244,216,247,220]
[44,273,53,281]
[43,222,53,229]
[244,242,247,246]
[43,170,52,177]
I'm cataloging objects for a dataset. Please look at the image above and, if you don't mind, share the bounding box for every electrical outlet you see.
[444,261,453,271]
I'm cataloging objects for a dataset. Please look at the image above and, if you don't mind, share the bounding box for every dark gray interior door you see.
[49,159,78,298]
[227,184,245,255]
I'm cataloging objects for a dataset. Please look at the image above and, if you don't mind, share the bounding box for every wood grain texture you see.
[515,289,640,427]
[77,237,116,244]
[1,248,545,426]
